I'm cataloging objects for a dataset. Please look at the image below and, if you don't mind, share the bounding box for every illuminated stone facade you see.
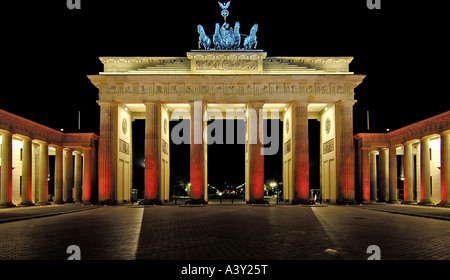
[355,111,450,205]
[88,51,365,204]
[0,109,98,206]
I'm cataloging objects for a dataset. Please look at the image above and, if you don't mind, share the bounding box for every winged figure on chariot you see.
[197,1,258,50]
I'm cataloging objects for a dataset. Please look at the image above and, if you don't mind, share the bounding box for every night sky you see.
[3,1,446,190]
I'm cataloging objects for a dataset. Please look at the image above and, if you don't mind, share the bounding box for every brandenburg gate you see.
[88,51,364,205]
[87,2,365,205]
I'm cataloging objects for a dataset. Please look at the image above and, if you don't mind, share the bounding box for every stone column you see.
[144,102,161,204]
[419,136,433,205]
[388,145,399,203]
[335,101,356,204]
[73,151,82,203]
[63,148,74,203]
[82,147,93,204]
[189,101,205,204]
[402,141,415,204]
[292,102,309,204]
[369,151,378,202]
[0,130,14,207]
[19,136,34,206]
[360,147,371,203]
[377,148,389,202]
[53,145,64,204]
[439,131,450,206]
[98,101,117,205]
[247,103,265,203]
[37,141,50,205]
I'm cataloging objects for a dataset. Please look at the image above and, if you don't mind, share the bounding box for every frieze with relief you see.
[101,82,354,95]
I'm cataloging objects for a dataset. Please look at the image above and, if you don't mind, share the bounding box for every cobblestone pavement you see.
[0,203,449,260]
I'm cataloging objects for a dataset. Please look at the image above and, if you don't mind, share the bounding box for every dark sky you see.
[3,1,447,189]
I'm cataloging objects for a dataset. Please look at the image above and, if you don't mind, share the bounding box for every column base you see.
[438,201,450,207]
[36,201,51,206]
[248,199,268,205]
[18,202,35,206]
[291,198,310,205]
[361,199,372,204]
[0,202,16,208]
[401,200,416,205]
[99,199,116,205]
[53,200,65,205]
[418,199,434,206]
[388,200,400,204]
[185,199,207,205]
[143,199,162,205]
[336,199,356,205]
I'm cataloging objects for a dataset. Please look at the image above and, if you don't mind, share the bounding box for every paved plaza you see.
[0,203,449,260]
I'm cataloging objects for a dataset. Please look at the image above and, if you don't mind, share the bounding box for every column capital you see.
[97,101,116,107]
[440,130,450,136]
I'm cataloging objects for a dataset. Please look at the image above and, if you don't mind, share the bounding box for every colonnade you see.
[0,127,98,207]
[356,118,450,206]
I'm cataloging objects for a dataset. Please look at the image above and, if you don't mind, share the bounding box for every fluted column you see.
[402,141,415,204]
[0,130,14,207]
[388,145,399,203]
[369,150,378,202]
[378,148,389,202]
[189,101,206,204]
[82,147,93,204]
[419,136,433,205]
[37,141,50,205]
[440,131,450,206]
[73,151,82,203]
[247,103,265,203]
[98,101,117,205]
[292,102,309,204]
[63,148,74,203]
[53,145,64,204]
[19,136,34,206]
[144,102,161,204]
[360,147,371,203]
[335,101,356,204]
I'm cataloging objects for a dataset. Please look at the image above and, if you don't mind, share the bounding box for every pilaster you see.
[439,131,450,206]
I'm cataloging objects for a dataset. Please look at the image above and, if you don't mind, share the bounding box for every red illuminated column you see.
[419,135,433,205]
[0,130,14,207]
[335,101,356,204]
[247,103,265,203]
[53,145,64,204]
[144,102,161,204]
[37,141,51,205]
[19,136,34,206]
[402,141,415,204]
[292,102,309,204]
[439,131,450,206]
[189,101,205,204]
[369,150,378,202]
[82,147,93,204]
[360,147,371,203]
[388,145,399,203]
[377,147,389,202]
[98,101,116,205]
